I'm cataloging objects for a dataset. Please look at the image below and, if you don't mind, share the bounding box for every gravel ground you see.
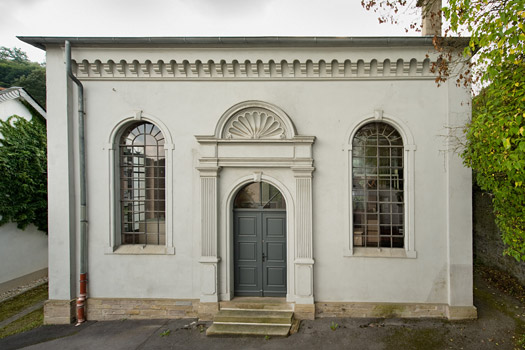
[0,277,48,303]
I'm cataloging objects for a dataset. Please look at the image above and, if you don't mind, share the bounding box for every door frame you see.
[222,175,294,301]
[195,100,315,305]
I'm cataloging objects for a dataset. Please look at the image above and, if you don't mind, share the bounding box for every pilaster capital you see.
[199,256,221,264]
[292,166,315,178]
[196,166,222,177]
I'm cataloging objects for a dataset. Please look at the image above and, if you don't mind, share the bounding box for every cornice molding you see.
[72,58,433,80]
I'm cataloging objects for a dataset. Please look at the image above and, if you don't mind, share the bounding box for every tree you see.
[0,116,47,233]
[0,47,29,63]
[0,47,46,107]
[13,68,46,108]
[464,60,525,261]
[361,0,525,260]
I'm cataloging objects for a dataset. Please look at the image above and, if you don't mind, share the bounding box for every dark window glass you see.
[119,122,165,245]
[234,182,286,209]
[352,122,404,248]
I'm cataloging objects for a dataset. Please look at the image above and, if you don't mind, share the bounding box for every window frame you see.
[119,121,166,246]
[106,112,175,255]
[344,112,416,258]
[351,122,405,250]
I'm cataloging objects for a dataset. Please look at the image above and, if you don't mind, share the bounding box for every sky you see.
[1,0,421,63]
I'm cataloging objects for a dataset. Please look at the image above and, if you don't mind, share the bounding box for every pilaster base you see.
[200,257,220,303]
[446,305,478,320]
[198,302,220,321]
[294,303,315,320]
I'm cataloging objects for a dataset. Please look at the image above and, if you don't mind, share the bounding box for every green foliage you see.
[463,60,525,261]
[0,47,46,107]
[0,47,29,62]
[443,0,525,83]
[0,116,47,233]
[160,329,171,337]
[14,68,46,108]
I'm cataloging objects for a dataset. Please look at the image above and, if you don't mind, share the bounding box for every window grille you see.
[352,122,404,248]
[119,122,165,245]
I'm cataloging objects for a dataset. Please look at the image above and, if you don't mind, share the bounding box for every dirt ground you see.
[1,266,524,350]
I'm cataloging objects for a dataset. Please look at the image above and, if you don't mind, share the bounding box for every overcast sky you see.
[1,0,421,63]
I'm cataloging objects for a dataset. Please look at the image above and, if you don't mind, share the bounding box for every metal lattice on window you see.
[352,122,404,248]
[119,122,165,245]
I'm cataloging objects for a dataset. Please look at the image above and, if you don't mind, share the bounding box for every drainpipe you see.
[65,40,88,325]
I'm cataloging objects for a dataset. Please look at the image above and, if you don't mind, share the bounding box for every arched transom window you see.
[352,122,404,248]
[234,182,286,209]
[119,122,165,245]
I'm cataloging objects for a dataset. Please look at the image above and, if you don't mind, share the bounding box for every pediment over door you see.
[195,101,315,169]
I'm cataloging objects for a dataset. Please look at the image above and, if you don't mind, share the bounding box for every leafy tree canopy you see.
[361,0,525,260]
[0,115,47,233]
[0,47,46,107]
[0,47,29,62]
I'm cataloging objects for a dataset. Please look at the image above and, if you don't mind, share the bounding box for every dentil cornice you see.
[72,57,434,80]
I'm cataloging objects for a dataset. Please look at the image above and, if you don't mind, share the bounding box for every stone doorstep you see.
[206,323,291,337]
[219,303,294,311]
[207,308,294,337]
[214,309,293,324]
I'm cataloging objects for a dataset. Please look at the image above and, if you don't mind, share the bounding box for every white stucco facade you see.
[22,36,475,323]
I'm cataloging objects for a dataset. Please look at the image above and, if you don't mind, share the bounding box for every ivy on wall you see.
[0,115,47,233]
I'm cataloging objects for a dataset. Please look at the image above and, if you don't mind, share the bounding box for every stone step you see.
[214,309,293,325]
[206,323,291,337]
[219,299,294,311]
[207,307,294,337]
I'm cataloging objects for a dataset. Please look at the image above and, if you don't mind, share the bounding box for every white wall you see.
[0,223,48,291]
[0,98,33,122]
[45,43,472,307]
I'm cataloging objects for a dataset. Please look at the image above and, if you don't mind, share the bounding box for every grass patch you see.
[0,307,43,339]
[0,283,48,323]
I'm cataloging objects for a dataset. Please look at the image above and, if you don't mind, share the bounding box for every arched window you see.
[352,122,404,248]
[119,122,165,245]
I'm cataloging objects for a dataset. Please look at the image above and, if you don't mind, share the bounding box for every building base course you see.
[43,298,478,323]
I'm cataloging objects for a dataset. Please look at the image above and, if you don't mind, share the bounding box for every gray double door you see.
[234,210,287,297]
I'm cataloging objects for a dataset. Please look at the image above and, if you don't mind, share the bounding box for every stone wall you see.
[86,298,199,321]
[315,302,447,318]
[473,186,525,285]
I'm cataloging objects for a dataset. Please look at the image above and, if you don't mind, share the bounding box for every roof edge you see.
[18,36,470,51]
[0,87,46,119]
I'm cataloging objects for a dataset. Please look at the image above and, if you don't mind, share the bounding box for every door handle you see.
[262,252,266,262]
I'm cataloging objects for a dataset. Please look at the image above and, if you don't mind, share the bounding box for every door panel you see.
[234,210,286,297]
[262,212,286,296]
[234,212,262,296]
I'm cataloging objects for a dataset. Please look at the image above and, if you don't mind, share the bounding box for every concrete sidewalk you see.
[1,273,523,350]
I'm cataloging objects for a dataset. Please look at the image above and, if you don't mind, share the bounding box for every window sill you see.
[105,245,175,255]
[345,247,417,259]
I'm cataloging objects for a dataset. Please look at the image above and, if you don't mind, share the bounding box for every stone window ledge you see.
[346,247,417,259]
[105,245,175,255]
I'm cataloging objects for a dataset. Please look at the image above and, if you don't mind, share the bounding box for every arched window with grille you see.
[352,122,404,249]
[119,122,166,245]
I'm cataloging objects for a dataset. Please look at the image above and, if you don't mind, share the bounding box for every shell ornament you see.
[227,111,285,139]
